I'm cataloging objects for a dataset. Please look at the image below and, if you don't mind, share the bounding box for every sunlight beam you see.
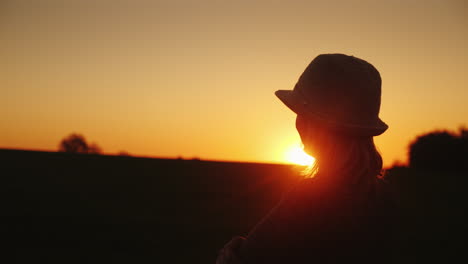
[284,144,315,166]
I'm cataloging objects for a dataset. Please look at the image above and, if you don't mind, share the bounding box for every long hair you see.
[297,116,384,189]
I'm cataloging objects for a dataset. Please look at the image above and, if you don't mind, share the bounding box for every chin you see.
[303,148,316,158]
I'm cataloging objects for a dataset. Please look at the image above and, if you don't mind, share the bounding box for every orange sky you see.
[1,0,467,166]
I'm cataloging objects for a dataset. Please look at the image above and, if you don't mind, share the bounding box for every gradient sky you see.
[1,0,467,166]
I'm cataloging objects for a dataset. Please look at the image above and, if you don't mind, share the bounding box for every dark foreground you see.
[1,149,466,263]
[1,149,301,263]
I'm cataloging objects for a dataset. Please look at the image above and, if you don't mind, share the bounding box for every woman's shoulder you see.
[286,175,354,201]
[277,176,348,218]
[287,175,394,216]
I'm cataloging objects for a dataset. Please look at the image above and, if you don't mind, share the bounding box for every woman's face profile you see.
[295,115,306,139]
[296,115,317,157]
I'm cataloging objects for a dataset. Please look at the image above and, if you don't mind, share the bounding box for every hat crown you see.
[294,54,383,126]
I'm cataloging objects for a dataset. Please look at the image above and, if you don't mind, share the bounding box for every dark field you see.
[1,149,467,263]
[1,149,301,263]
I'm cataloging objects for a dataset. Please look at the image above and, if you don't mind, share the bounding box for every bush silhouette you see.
[59,133,102,154]
[408,127,468,171]
[88,143,102,154]
[118,151,131,156]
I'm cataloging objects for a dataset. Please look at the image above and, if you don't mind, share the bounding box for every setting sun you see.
[285,144,315,166]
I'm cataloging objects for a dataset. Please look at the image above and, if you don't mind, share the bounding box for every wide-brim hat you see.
[276,54,388,137]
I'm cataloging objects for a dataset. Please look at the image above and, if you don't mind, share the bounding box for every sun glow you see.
[285,144,315,166]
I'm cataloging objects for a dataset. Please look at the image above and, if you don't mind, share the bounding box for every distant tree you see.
[58,133,102,154]
[409,127,468,171]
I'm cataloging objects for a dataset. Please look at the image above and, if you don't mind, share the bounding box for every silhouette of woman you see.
[216,54,396,264]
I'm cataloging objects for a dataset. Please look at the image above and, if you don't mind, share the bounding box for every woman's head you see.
[275,54,387,183]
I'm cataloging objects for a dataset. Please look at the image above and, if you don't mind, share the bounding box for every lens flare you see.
[285,144,315,166]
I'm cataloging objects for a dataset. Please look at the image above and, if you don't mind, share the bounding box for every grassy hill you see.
[1,149,466,263]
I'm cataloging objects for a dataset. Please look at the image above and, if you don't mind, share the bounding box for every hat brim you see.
[275,90,388,136]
